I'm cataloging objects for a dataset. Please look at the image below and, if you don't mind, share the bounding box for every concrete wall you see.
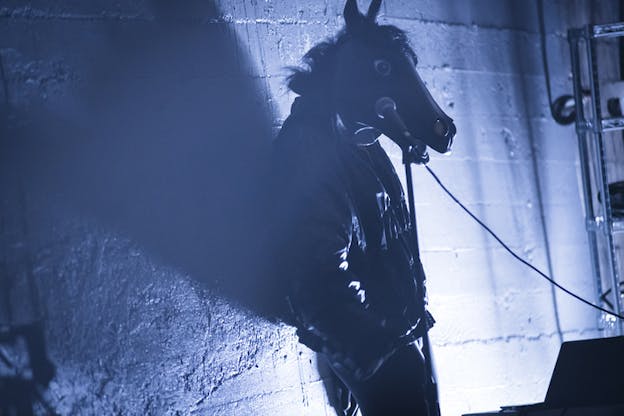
[0,1,619,415]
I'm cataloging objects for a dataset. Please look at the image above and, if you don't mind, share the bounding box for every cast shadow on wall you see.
[1,0,288,321]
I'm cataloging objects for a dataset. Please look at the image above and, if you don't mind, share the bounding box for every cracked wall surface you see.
[0,1,620,415]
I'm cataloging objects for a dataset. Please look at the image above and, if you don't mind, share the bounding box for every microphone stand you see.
[402,145,441,416]
[373,96,442,414]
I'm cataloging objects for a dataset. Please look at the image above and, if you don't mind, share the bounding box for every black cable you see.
[425,165,624,321]
[537,0,554,114]
[620,0,624,80]
[537,0,575,125]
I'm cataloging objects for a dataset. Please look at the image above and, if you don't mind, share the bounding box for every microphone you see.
[374,97,428,163]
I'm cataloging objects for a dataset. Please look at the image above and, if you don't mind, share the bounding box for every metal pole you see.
[569,30,605,329]
[403,152,440,416]
[586,26,624,334]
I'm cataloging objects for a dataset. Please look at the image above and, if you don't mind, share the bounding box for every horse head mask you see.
[332,0,456,156]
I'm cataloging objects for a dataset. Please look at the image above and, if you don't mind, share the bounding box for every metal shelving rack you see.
[569,22,624,336]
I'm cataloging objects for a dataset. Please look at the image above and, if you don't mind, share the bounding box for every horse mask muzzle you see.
[375,96,455,156]
[370,45,455,155]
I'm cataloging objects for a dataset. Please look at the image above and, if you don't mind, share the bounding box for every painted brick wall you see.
[0,1,619,415]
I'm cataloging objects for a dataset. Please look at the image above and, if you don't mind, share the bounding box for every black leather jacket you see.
[273,97,429,378]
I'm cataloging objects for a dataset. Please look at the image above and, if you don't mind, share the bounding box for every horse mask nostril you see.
[433,119,449,137]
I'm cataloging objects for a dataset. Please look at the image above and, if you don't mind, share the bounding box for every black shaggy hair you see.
[287,24,417,97]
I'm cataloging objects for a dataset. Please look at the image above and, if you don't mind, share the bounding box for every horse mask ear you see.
[366,0,382,22]
[344,0,364,30]
[344,0,382,31]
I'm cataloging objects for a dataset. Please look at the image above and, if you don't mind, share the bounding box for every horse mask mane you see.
[287,0,412,98]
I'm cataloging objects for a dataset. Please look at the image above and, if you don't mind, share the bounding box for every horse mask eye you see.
[373,59,391,76]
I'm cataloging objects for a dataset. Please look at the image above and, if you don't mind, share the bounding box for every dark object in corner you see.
[0,322,57,415]
[545,336,624,408]
[462,336,624,416]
